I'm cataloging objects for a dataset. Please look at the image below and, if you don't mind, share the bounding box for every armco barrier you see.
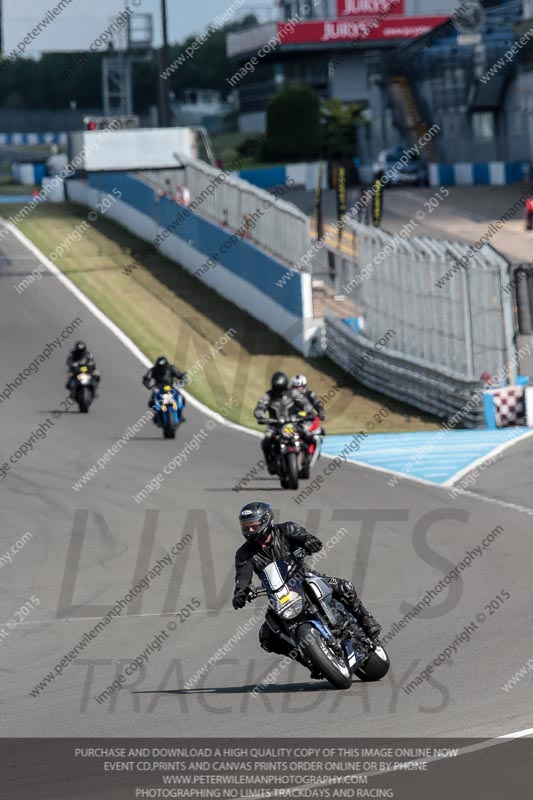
[325,316,485,426]
[67,172,317,354]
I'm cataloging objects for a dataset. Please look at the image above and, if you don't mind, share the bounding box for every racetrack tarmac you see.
[0,221,532,742]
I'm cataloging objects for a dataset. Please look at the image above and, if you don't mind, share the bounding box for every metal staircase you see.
[388,75,436,159]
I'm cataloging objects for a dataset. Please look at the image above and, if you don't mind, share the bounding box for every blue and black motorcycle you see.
[247,550,390,689]
[153,384,184,439]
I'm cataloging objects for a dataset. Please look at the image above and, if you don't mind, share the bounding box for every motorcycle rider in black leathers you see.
[254,371,314,475]
[289,373,325,451]
[65,341,100,397]
[232,501,381,677]
[290,374,325,422]
[142,356,187,418]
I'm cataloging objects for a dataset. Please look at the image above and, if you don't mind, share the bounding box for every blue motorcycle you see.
[153,384,184,439]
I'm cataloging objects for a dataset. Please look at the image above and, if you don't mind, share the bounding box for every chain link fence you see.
[329,221,515,381]
[324,221,516,422]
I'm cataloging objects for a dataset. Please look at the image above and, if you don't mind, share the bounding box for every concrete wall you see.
[67,173,318,355]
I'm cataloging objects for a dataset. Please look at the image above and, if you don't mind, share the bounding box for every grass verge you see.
[3,198,439,434]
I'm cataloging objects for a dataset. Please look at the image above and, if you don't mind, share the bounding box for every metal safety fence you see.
[324,221,516,421]
[326,316,485,425]
[510,262,533,334]
[141,159,311,270]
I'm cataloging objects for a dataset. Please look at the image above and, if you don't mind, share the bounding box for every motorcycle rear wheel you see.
[355,645,390,682]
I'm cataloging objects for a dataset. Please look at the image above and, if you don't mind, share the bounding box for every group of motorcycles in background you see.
[65,344,390,688]
[65,345,325,488]
[66,345,185,438]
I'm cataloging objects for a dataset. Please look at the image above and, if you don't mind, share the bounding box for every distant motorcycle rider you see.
[254,371,313,474]
[65,341,99,397]
[289,374,325,422]
[142,356,187,412]
[232,502,381,676]
[290,374,325,451]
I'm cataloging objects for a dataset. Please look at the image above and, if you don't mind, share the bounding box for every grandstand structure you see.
[378,0,533,165]
[226,0,456,132]
[227,0,533,169]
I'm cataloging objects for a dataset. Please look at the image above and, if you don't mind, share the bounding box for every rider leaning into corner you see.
[232,501,381,678]
[254,371,314,474]
[142,355,187,416]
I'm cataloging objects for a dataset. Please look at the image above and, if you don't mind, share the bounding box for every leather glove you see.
[305,538,322,554]
[232,590,248,609]
[293,547,307,561]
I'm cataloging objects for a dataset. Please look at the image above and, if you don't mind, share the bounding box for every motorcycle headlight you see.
[282,424,294,437]
[279,597,303,620]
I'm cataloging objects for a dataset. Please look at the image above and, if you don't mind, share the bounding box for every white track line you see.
[8,594,417,628]
[2,220,261,440]
[442,428,533,487]
[6,221,533,520]
[242,726,533,800]
[7,222,532,749]
[448,487,533,517]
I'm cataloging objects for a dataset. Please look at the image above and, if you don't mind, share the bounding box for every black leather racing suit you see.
[303,388,325,421]
[253,390,314,468]
[142,364,187,409]
[233,521,380,657]
[65,351,99,395]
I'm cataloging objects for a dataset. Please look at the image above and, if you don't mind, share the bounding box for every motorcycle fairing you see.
[259,561,303,616]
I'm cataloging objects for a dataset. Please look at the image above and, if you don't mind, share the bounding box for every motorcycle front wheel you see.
[78,386,91,413]
[164,422,176,439]
[299,451,310,480]
[297,623,352,689]
[286,451,299,490]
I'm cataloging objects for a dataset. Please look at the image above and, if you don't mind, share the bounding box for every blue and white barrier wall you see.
[237,161,328,191]
[0,132,67,146]
[67,173,317,355]
[11,162,46,186]
[429,161,530,187]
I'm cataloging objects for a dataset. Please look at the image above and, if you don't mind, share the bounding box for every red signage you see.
[278,17,449,44]
[337,0,405,16]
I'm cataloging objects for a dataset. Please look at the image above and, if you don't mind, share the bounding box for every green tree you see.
[321,98,363,160]
[0,14,259,112]
[264,85,322,161]
[164,14,259,101]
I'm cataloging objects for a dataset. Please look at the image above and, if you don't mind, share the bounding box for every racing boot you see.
[335,579,381,641]
[355,601,382,641]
